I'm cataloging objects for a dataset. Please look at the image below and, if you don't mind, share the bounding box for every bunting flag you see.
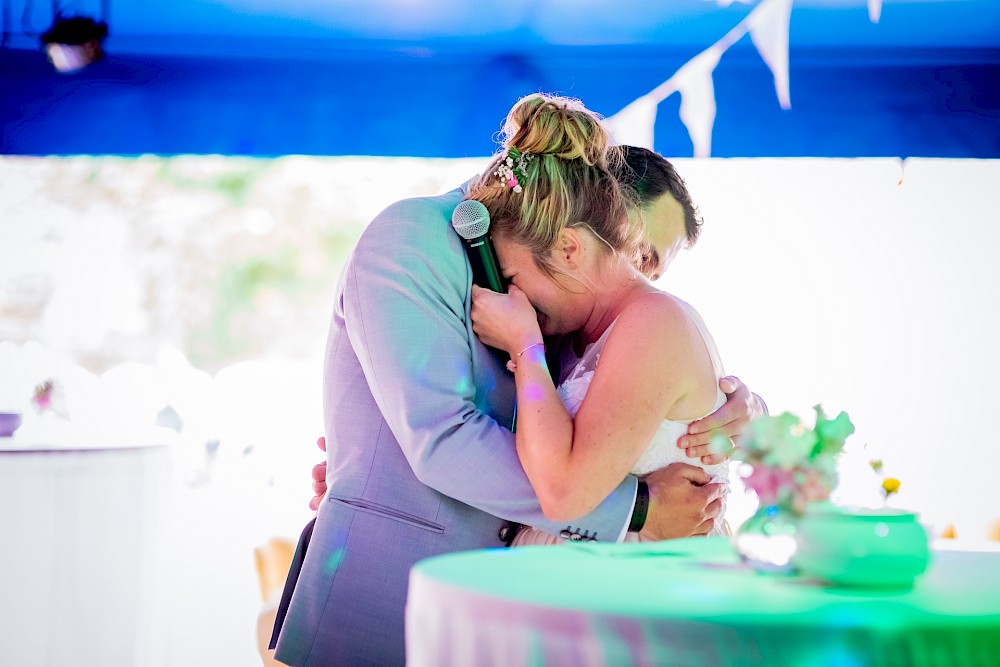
[605,0,797,156]
[869,0,882,23]
[749,0,793,109]
[675,47,724,158]
[604,96,658,150]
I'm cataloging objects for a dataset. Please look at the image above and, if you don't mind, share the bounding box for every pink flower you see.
[32,380,55,411]
[744,465,796,507]
[737,406,854,514]
[790,468,834,513]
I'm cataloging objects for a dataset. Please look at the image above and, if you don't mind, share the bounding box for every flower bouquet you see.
[729,405,855,572]
[738,405,855,514]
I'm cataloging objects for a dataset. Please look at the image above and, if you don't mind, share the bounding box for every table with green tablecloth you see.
[406,537,1000,666]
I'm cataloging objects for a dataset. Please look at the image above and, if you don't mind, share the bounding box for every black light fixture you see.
[40,1,109,73]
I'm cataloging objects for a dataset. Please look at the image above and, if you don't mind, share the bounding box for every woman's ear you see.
[555,227,584,269]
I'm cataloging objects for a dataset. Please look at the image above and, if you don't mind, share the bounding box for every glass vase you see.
[733,504,799,574]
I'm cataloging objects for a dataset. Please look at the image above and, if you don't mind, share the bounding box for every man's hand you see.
[309,436,328,511]
[638,463,725,541]
[678,376,767,465]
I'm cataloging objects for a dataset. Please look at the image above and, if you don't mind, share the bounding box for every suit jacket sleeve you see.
[340,192,635,541]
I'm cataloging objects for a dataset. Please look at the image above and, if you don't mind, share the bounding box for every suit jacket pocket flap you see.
[330,497,445,533]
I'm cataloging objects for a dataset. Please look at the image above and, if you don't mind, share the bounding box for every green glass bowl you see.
[793,505,930,588]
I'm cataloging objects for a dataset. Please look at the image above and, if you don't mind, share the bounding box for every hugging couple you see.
[270,93,767,666]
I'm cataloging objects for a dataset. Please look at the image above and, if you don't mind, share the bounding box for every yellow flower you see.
[882,477,901,496]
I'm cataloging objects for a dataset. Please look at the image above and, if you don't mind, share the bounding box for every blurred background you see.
[2,1,999,665]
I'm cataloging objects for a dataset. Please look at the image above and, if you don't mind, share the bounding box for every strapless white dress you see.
[512,299,731,546]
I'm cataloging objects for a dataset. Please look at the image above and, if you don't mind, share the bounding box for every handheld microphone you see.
[451,199,507,294]
[452,201,521,527]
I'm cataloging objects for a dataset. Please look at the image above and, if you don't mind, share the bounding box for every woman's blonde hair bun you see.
[468,93,643,274]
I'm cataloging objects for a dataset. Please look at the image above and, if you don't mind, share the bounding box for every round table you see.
[406,537,1000,666]
[0,437,170,667]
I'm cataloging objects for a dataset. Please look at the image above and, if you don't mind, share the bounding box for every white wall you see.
[664,157,1000,536]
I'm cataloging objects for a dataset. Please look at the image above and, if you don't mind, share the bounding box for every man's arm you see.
[312,380,758,539]
[310,435,723,539]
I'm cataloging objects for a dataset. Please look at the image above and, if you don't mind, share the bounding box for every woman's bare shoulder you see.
[615,288,695,336]
[603,288,708,375]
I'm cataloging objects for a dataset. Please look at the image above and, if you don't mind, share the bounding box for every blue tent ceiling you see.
[10,0,999,51]
[2,0,999,157]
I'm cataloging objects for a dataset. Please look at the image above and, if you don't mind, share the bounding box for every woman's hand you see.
[470,284,543,355]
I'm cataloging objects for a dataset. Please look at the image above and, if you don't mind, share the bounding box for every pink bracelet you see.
[506,342,544,372]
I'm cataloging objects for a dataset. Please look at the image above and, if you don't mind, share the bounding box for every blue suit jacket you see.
[272,184,636,666]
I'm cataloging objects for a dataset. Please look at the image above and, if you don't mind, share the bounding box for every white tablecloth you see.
[406,537,1000,667]
[0,439,170,667]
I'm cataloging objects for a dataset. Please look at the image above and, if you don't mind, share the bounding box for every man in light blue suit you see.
[270,176,763,666]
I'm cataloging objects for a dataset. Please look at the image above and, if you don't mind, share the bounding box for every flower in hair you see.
[496,147,534,194]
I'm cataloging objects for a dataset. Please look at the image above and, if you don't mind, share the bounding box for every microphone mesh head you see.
[451,199,491,239]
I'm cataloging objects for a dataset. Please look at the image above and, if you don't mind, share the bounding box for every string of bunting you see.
[605,0,882,157]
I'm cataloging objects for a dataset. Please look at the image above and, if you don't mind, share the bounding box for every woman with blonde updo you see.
[470,93,732,544]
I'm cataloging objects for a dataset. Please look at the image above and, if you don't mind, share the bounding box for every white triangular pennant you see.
[748,0,793,110]
[674,46,723,158]
[604,96,658,149]
[868,0,882,23]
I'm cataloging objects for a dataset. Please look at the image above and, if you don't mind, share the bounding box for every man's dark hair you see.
[611,145,703,246]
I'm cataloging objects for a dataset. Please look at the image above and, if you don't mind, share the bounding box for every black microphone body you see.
[465,236,506,294]
[451,199,508,294]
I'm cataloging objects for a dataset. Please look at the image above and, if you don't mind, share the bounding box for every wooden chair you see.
[254,537,296,667]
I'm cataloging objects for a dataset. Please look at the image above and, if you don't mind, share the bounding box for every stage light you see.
[41,15,108,73]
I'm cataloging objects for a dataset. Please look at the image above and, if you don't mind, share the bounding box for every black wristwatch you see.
[628,480,649,533]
